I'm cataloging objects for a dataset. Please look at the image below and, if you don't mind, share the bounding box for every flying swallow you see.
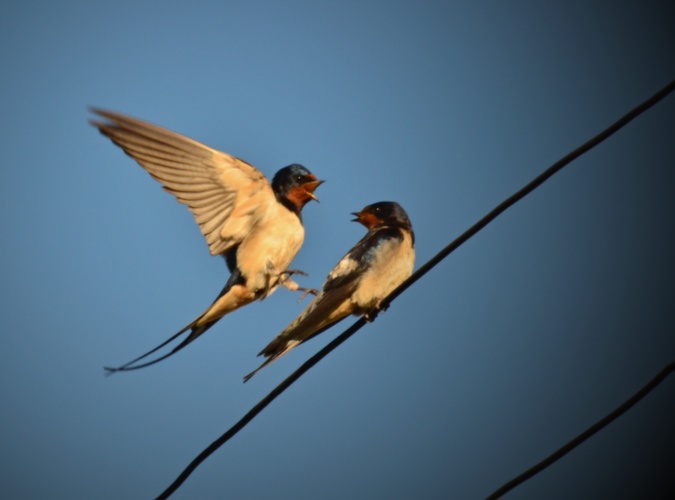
[89,108,324,372]
[244,201,415,382]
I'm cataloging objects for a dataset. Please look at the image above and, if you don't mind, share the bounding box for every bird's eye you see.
[295,175,304,182]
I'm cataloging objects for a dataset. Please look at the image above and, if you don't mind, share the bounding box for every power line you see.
[155,78,675,499]
[486,359,675,499]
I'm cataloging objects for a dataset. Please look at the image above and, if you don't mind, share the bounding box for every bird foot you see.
[364,311,378,322]
[278,270,317,300]
[283,268,309,277]
[296,287,320,302]
[365,302,389,322]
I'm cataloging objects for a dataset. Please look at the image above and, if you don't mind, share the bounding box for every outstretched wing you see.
[90,108,273,256]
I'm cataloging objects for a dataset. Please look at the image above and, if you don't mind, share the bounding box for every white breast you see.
[352,231,415,311]
[236,201,305,293]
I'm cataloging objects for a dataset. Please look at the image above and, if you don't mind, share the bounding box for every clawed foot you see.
[279,269,318,301]
[364,302,389,322]
[296,287,320,302]
[282,269,309,278]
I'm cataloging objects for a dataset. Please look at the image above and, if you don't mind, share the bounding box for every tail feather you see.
[104,277,243,374]
[243,340,300,382]
[103,320,218,374]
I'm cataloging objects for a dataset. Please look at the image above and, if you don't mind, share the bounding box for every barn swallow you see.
[89,108,324,372]
[244,201,415,382]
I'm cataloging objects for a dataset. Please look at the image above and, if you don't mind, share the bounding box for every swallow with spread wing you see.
[244,201,415,382]
[89,109,324,372]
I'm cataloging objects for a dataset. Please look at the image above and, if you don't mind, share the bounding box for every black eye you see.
[294,174,304,182]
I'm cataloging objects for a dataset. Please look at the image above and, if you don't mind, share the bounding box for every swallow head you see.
[352,201,412,230]
[273,164,325,210]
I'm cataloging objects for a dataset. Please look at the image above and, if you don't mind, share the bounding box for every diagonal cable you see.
[155,78,675,500]
[486,359,675,499]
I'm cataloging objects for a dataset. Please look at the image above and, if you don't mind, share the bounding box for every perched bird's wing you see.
[266,228,386,349]
[242,280,358,382]
[243,231,380,381]
[261,279,360,355]
[89,108,273,256]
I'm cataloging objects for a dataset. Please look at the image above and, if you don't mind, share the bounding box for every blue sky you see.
[1,1,674,498]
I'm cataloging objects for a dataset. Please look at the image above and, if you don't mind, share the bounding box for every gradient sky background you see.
[1,1,674,498]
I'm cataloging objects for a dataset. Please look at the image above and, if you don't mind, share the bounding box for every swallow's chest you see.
[259,209,305,267]
[237,206,305,280]
[352,233,415,308]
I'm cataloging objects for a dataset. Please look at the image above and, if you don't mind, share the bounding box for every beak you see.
[351,209,380,229]
[303,179,325,202]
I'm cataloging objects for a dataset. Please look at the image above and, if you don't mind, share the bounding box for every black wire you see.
[380,77,675,309]
[155,78,675,499]
[155,317,368,500]
[486,359,675,499]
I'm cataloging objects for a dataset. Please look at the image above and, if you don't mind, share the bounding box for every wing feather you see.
[90,108,272,255]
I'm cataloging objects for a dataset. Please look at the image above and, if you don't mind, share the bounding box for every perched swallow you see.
[244,201,415,382]
[89,108,324,372]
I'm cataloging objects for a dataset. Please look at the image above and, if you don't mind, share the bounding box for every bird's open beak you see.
[303,179,325,202]
[351,209,380,229]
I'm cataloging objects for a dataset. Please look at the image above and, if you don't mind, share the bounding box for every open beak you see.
[303,179,325,202]
[351,209,381,229]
